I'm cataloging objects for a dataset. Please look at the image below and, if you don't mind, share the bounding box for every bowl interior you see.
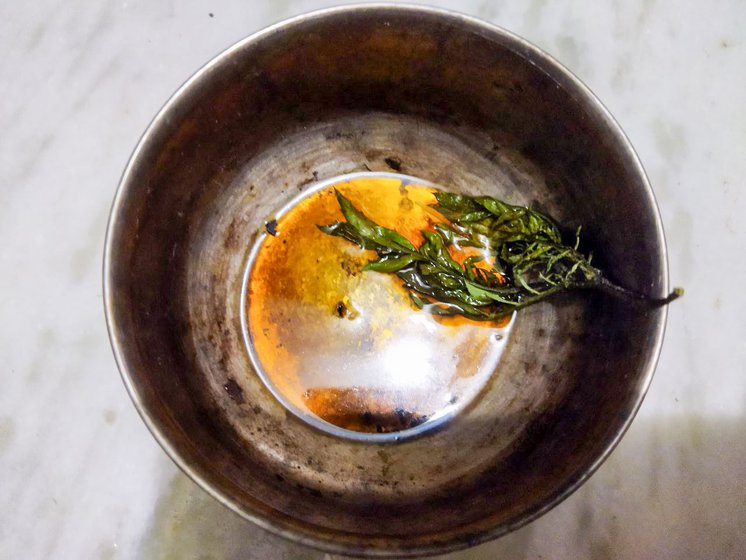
[105,7,667,556]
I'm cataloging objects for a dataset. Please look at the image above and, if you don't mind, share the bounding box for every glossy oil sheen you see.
[244,173,512,440]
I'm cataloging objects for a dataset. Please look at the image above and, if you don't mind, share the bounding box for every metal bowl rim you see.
[102,4,670,556]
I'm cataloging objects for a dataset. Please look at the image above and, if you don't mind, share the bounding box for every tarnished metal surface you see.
[104,5,669,557]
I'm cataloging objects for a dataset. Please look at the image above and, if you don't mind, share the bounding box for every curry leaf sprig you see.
[319,190,682,321]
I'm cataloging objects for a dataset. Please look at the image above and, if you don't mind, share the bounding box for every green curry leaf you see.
[319,190,682,321]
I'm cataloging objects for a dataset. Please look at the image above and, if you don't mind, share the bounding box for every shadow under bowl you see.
[104,5,669,557]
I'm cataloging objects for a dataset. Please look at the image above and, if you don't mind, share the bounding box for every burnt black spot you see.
[265,219,278,236]
[297,172,320,189]
[340,258,359,277]
[223,221,239,249]
[324,131,355,140]
[335,301,347,318]
[223,378,245,404]
[384,157,402,171]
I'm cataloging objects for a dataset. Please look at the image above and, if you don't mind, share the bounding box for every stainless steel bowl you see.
[104,5,670,557]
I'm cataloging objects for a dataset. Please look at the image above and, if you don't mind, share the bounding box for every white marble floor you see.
[1,1,744,558]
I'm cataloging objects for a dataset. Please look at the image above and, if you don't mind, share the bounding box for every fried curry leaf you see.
[319,190,682,321]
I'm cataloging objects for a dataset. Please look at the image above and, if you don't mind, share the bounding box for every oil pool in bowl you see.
[242,173,513,441]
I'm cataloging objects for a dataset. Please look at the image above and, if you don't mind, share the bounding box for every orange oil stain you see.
[246,176,511,433]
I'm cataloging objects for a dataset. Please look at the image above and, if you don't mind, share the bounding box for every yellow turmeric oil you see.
[245,174,512,436]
